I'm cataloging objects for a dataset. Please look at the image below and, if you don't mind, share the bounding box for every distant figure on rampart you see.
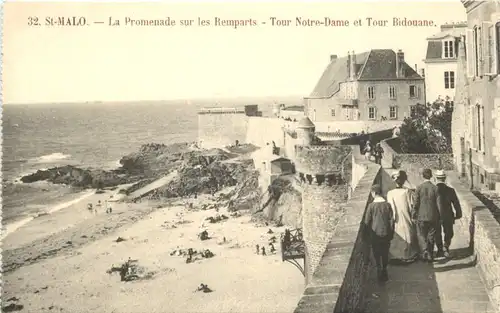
[363,141,373,160]
[374,143,384,165]
[392,126,401,138]
[364,184,394,283]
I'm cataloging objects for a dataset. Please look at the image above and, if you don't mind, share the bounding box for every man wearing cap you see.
[411,168,440,262]
[434,170,462,258]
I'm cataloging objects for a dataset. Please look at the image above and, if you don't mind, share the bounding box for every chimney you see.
[330,54,338,61]
[396,49,405,78]
[415,64,418,72]
[350,51,357,80]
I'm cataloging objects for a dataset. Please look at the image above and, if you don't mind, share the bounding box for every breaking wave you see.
[30,152,71,164]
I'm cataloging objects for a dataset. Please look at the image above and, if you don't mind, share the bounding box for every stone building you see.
[453,0,500,190]
[423,22,467,103]
[304,50,425,123]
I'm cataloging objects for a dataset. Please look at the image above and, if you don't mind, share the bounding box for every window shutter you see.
[482,22,493,74]
[466,29,475,78]
[491,24,498,74]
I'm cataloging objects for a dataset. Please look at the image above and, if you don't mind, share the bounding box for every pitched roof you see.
[424,27,465,60]
[425,41,443,60]
[308,49,422,99]
[309,52,369,98]
[297,117,315,128]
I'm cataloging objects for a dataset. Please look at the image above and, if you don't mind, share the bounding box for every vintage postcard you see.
[2,1,500,312]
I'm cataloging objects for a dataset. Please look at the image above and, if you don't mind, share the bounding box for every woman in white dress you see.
[387,170,419,263]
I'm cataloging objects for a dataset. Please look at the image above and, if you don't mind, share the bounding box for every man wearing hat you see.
[412,168,440,262]
[434,170,463,258]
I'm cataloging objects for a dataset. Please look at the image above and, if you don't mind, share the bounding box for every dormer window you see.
[443,40,455,58]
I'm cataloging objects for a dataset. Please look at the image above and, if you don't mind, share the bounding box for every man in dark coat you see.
[434,170,462,258]
[411,168,440,262]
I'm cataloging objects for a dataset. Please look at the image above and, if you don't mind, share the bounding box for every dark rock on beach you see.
[20,165,133,188]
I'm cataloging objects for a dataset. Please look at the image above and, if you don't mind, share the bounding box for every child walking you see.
[364,184,395,282]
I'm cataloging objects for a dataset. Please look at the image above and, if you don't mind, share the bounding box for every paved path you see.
[366,168,497,313]
[127,170,178,201]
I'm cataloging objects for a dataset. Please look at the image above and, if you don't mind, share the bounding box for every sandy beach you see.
[3,187,305,313]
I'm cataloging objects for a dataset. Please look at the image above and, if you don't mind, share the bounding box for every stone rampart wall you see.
[380,137,454,184]
[447,173,500,313]
[197,112,248,149]
[246,117,286,148]
[294,146,381,313]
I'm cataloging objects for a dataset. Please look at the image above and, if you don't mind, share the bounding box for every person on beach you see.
[95,200,102,214]
[364,184,394,282]
[434,170,463,258]
[411,168,440,262]
[387,170,419,264]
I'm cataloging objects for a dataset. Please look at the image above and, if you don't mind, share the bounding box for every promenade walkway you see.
[366,168,497,313]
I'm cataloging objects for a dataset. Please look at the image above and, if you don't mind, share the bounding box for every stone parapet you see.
[198,107,245,114]
[447,172,500,313]
[297,172,346,186]
[294,145,352,176]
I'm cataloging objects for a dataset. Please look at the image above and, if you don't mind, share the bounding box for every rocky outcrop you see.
[19,143,256,200]
[118,142,192,176]
[157,159,254,198]
[20,165,133,188]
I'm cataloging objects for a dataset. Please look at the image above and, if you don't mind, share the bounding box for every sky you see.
[3,1,467,104]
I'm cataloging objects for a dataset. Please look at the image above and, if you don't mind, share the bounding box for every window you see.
[409,85,418,98]
[368,107,376,120]
[443,40,455,58]
[389,106,397,119]
[343,107,354,120]
[476,104,482,151]
[367,86,375,99]
[330,109,336,117]
[410,105,417,118]
[389,86,397,99]
[474,26,480,76]
[444,71,455,89]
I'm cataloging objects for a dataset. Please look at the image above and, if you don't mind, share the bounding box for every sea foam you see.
[30,152,71,163]
[1,189,95,239]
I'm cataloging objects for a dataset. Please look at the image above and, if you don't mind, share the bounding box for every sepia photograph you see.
[2,1,500,312]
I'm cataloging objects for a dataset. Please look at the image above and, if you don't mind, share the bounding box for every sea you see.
[2,99,286,232]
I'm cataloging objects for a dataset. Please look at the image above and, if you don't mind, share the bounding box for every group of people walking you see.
[363,140,384,165]
[364,168,463,282]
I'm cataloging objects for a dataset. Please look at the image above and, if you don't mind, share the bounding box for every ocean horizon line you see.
[3,95,305,107]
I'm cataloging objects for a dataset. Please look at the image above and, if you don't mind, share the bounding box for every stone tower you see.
[296,117,315,146]
[294,119,351,284]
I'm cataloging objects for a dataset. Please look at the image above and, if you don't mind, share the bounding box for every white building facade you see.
[423,23,467,103]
